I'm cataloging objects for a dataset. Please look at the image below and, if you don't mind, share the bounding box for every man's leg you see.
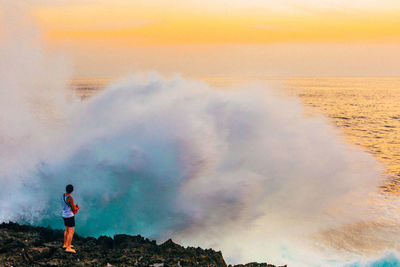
[65,227,76,253]
[68,226,75,247]
[63,227,68,247]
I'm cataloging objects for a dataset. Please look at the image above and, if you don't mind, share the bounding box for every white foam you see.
[0,4,394,266]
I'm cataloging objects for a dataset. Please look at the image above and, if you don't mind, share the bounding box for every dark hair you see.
[66,184,74,193]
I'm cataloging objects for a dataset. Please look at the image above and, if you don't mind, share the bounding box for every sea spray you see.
[0,70,385,265]
[0,2,72,223]
[1,3,398,266]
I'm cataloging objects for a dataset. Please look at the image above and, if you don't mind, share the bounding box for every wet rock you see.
[229,264,287,267]
[160,239,181,249]
[0,222,282,267]
[98,235,114,249]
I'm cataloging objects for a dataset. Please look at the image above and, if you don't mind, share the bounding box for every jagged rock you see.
[0,222,283,267]
[98,235,114,249]
[160,239,181,249]
[230,263,286,267]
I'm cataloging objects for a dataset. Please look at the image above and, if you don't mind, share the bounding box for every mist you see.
[1,4,396,266]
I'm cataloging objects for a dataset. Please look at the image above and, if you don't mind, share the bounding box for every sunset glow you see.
[34,2,400,45]
[3,2,400,266]
[3,1,398,77]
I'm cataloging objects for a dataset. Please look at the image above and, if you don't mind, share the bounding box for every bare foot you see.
[65,247,76,253]
[63,244,74,248]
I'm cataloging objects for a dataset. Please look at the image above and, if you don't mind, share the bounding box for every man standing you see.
[62,184,79,253]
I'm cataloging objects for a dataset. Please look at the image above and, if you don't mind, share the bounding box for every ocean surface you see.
[67,76,400,266]
[284,78,400,192]
[72,76,400,192]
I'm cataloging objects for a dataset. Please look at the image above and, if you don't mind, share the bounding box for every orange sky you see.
[3,1,400,77]
[33,3,400,45]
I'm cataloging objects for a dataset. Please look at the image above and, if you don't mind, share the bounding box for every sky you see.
[3,0,400,77]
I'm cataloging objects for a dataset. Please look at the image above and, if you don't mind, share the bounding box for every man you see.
[62,184,79,253]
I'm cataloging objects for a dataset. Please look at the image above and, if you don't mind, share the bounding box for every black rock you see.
[0,222,283,267]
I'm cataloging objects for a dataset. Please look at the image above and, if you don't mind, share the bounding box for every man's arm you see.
[67,196,79,212]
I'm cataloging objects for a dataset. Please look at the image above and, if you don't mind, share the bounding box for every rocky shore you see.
[0,222,284,267]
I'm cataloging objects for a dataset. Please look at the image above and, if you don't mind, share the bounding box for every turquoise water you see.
[348,253,400,267]
[64,76,400,266]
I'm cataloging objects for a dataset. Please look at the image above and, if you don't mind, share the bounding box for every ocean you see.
[9,75,397,266]
[283,78,400,191]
